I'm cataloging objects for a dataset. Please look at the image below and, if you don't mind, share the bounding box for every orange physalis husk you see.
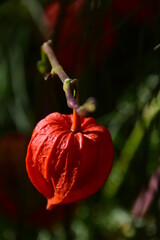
[26,112,114,210]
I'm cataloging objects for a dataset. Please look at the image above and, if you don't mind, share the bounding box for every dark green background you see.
[0,0,160,239]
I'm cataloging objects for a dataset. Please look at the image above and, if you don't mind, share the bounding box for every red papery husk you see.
[26,112,114,210]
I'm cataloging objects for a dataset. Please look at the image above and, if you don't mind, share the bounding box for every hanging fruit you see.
[26,112,113,210]
[26,40,114,210]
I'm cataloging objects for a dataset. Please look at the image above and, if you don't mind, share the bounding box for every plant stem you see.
[42,40,80,111]
[40,40,96,117]
[41,40,68,82]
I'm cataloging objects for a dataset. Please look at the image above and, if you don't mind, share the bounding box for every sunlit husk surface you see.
[26,112,114,210]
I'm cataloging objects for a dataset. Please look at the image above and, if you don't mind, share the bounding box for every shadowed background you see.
[0,0,160,239]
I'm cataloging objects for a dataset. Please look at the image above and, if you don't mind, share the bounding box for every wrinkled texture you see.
[26,112,114,210]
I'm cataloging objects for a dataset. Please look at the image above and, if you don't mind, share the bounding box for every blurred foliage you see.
[0,0,160,239]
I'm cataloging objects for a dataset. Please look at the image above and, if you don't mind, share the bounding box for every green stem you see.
[41,40,68,82]
[40,40,96,116]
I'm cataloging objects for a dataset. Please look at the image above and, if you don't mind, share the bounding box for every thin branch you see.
[41,40,68,82]
[40,40,96,116]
